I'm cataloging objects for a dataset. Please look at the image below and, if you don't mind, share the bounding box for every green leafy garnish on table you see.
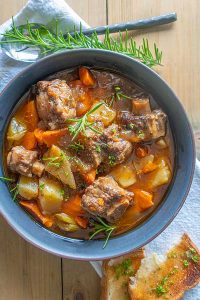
[89,217,116,248]
[0,20,162,67]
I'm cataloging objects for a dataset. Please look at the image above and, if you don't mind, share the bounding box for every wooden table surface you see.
[0,1,200,299]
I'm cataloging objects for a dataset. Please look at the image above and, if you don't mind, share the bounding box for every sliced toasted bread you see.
[129,233,200,300]
[101,248,144,300]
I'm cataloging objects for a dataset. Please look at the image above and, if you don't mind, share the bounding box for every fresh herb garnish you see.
[68,141,85,152]
[67,102,104,141]
[39,183,45,190]
[106,86,132,107]
[89,217,116,248]
[153,267,178,297]
[108,154,116,166]
[10,184,19,201]
[137,130,145,139]
[95,144,101,153]
[114,258,134,279]
[0,176,15,182]
[59,189,65,197]
[186,248,199,263]
[183,259,189,268]
[154,284,167,296]
[1,20,162,67]
[43,152,65,168]
[128,123,137,130]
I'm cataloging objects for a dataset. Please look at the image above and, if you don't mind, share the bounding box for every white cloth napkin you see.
[0,1,199,298]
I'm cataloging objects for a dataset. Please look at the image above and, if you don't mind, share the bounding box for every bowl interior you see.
[0,49,195,260]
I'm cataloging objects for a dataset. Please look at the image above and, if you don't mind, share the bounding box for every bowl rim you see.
[0,48,196,260]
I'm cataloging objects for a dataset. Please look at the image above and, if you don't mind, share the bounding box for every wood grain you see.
[0,216,62,300]
[107,0,200,154]
[62,260,101,300]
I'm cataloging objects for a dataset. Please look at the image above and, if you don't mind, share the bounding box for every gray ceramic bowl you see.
[0,49,195,260]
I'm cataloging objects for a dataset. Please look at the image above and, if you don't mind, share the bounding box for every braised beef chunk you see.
[81,176,134,223]
[7,146,44,177]
[36,79,76,129]
[118,109,167,141]
[132,97,151,115]
[99,124,133,166]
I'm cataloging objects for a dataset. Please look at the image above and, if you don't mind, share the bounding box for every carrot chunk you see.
[142,161,158,174]
[134,189,153,211]
[24,101,39,131]
[22,131,37,150]
[79,67,96,86]
[135,145,148,158]
[81,169,96,185]
[20,201,54,228]
[75,216,88,229]
[62,194,84,218]
[76,92,92,116]
[34,128,44,144]
[34,128,67,147]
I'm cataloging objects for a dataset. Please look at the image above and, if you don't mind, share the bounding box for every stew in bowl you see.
[4,66,174,247]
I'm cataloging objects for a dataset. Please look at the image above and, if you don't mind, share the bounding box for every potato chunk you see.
[7,117,27,141]
[148,159,171,189]
[38,177,64,215]
[43,145,76,189]
[55,213,79,232]
[18,176,39,200]
[89,102,116,126]
[110,164,137,188]
[156,138,168,149]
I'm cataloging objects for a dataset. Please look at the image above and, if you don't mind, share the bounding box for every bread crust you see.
[128,233,200,300]
[101,249,144,300]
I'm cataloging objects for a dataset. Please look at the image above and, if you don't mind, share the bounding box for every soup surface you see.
[4,67,174,245]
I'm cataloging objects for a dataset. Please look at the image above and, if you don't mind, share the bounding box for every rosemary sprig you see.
[0,20,162,67]
[0,176,15,182]
[106,85,132,107]
[67,102,104,141]
[10,184,19,201]
[90,217,116,248]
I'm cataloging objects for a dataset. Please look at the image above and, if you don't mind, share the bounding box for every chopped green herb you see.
[154,285,167,296]
[183,260,189,268]
[191,255,199,263]
[128,123,137,130]
[108,154,116,166]
[68,141,84,152]
[114,258,134,279]
[189,247,197,254]
[111,128,117,135]
[106,86,132,107]
[39,183,45,190]
[186,248,199,263]
[137,130,145,139]
[95,144,101,153]
[59,189,65,197]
